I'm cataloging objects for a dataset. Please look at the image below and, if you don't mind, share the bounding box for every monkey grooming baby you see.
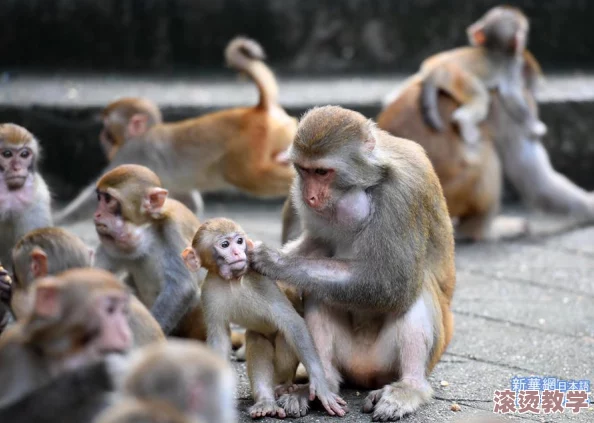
[182,218,347,418]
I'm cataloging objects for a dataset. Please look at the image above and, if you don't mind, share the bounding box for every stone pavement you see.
[62,198,594,423]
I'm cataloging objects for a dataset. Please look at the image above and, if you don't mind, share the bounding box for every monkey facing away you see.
[0,123,52,269]
[109,339,236,423]
[418,6,546,163]
[182,218,347,418]
[0,268,133,414]
[55,36,297,223]
[251,106,456,421]
[7,227,164,347]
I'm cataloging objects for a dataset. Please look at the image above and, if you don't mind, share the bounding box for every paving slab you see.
[61,200,594,423]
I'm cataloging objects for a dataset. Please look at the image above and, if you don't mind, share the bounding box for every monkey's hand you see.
[0,265,12,305]
[309,381,348,417]
[249,242,286,280]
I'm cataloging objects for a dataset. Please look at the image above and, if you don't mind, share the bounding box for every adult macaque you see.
[251,106,456,420]
[55,36,297,223]
[115,339,236,423]
[182,218,347,418]
[0,268,132,410]
[378,44,594,240]
[96,399,200,423]
[0,123,52,268]
[419,5,546,164]
[9,227,164,346]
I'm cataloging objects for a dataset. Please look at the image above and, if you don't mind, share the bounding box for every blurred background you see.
[0,0,593,201]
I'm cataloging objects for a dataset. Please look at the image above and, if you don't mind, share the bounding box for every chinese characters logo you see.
[493,377,590,414]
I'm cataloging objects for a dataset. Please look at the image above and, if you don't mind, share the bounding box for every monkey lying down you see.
[182,217,347,418]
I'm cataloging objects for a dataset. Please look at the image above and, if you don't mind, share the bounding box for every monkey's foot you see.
[452,111,481,145]
[277,385,310,418]
[274,382,299,397]
[362,379,432,421]
[486,216,530,241]
[249,399,286,419]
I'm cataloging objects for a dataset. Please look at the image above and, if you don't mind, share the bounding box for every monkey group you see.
[0,4,591,422]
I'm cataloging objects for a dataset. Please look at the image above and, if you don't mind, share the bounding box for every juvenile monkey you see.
[251,106,456,421]
[182,218,347,418]
[418,6,546,161]
[116,339,236,423]
[55,36,296,223]
[8,227,164,346]
[0,124,52,268]
[0,268,132,410]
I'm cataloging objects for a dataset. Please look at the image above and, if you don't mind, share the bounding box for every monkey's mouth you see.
[5,176,26,189]
[228,260,247,270]
[95,225,115,241]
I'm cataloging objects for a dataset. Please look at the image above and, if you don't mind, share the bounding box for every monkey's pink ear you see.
[182,247,201,272]
[33,281,61,318]
[142,188,168,216]
[30,248,48,279]
[246,239,255,251]
[467,23,486,46]
[364,120,377,152]
[127,114,149,137]
[275,150,291,165]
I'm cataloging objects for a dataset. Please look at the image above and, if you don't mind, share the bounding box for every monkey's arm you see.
[0,361,114,423]
[498,66,533,123]
[202,289,232,359]
[149,248,195,334]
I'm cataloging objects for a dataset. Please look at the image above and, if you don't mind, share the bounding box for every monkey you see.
[115,339,236,423]
[250,106,456,421]
[182,218,347,418]
[91,164,244,350]
[0,268,133,410]
[55,36,297,224]
[416,6,546,164]
[95,399,202,423]
[7,227,164,346]
[0,123,52,269]
[378,47,594,240]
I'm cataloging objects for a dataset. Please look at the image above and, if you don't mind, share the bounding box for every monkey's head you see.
[0,123,40,191]
[467,6,529,55]
[289,106,383,217]
[182,218,253,281]
[24,268,132,361]
[94,165,169,255]
[100,97,162,161]
[96,398,198,423]
[10,227,93,320]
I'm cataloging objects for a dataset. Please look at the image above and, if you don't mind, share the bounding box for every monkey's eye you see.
[315,169,328,176]
[221,241,230,248]
[106,299,117,315]
[1,150,12,158]
[237,238,244,245]
[19,150,30,159]
[104,193,112,202]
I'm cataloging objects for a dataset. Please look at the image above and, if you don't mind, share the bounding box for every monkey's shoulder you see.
[155,199,200,242]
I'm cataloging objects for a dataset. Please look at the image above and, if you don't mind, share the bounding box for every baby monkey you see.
[420,5,546,161]
[182,218,346,419]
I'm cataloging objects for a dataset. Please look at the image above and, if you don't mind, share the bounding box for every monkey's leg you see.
[362,292,435,421]
[272,333,300,397]
[246,331,287,419]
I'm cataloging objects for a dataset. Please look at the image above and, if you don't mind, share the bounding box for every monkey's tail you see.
[420,72,445,132]
[225,37,279,111]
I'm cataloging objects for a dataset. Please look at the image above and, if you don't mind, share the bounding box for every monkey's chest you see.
[129,265,163,306]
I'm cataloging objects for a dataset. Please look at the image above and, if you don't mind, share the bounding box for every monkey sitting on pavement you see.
[182,218,347,418]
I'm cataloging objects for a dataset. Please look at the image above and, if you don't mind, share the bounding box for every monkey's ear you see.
[33,280,61,318]
[127,114,149,137]
[364,120,377,152]
[467,23,486,46]
[142,188,168,216]
[246,239,255,251]
[30,247,48,279]
[274,150,291,165]
[182,247,201,272]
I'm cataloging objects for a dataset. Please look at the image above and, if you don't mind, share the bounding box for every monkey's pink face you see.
[214,233,249,280]
[94,291,132,353]
[0,146,34,190]
[94,191,140,253]
[295,162,336,212]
